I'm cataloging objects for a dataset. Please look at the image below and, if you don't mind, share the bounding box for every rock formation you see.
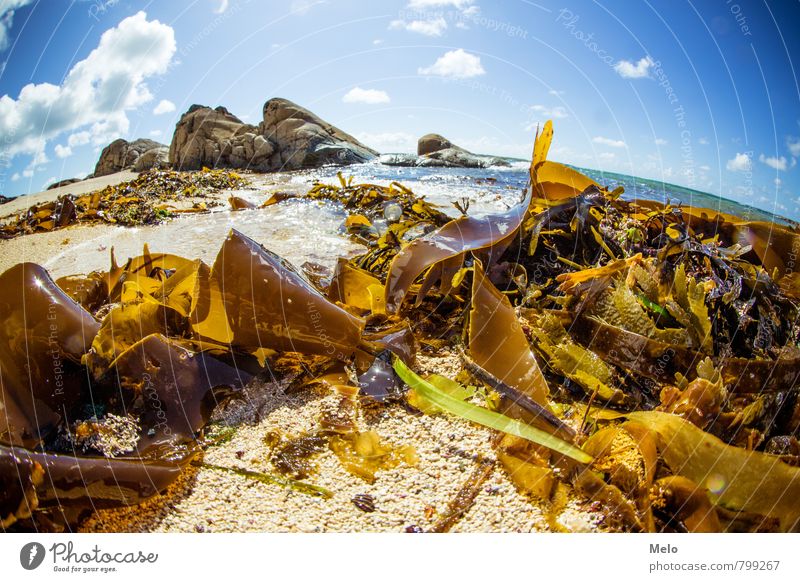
[381,133,509,169]
[94,138,168,177]
[169,98,377,172]
[46,178,81,190]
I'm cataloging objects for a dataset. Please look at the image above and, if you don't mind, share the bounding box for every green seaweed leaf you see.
[393,358,592,464]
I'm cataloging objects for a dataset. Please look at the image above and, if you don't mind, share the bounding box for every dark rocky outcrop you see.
[381,133,510,169]
[46,178,81,190]
[94,138,167,177]
[417,133,453,156]
[169,98,377,172]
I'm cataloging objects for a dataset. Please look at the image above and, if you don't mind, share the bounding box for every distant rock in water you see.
[94,138,168,177]
[417,133,453,156]
[169,98,378,172]
[46,178,81,190]
[381,133,509,169]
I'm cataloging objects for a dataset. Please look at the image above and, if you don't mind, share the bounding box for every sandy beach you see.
[2,171,605,533]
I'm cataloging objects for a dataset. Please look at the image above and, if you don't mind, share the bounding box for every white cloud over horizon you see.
[418,48,484,79]
[342,86,391,104]
[0,11,176,162]
[614,56,654,79]
[355,131,416,153]
[593,136,626,148]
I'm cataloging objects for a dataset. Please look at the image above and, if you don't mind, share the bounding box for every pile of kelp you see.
[0,168,246,238]
[3,121,800,533]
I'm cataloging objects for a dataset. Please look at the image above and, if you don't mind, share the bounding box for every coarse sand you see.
[3,171,608,533]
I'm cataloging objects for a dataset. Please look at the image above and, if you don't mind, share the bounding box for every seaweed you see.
[3,116,800,532]
[0,168,246,238]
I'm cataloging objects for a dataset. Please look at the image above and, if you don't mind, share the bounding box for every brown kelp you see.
[0,168,246,238]
[3,119,800,532]
[0,229,365,530]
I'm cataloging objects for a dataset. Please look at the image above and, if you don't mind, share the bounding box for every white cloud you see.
[726,152,751,172]
[593,136,626,148]
[654,138,667,145]
[408,0,473,8]
[29,149,47,167]
[342,87,390,105]
[290,0,326,15]
[787,137,800,157]
[355,131,416,153]
[42,176,56,189]
[698,137,709,145]
[614,56,654,79]
[699,165,710,171]
[390,16,447,36]
[372,39,383,45]
[0,0,33,52]
[0,12,176,160]
[54,144,72,158]
[759,153,788,171]
[775,177,782,187]
[523,105,568,131]
[153,99,176,115]
[548,89,564,96]
[214,0,229,14]
[418,48,484,79]
[149,129,162,137]
[598,152,616,161]
[527,104,567,119]
[11,172,19,181]
[68,131,91,147]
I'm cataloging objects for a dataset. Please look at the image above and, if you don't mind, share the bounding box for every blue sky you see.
[1,0,799,219]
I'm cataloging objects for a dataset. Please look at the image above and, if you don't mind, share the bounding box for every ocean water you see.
[39,160,794,278]
[299,160,795,226]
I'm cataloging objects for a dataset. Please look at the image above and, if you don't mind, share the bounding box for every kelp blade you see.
[393,358,592,464]
[627,411,800,532]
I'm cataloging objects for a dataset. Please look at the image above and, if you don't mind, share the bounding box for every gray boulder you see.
[94,138,166,176]
[168,98,377,172]
[133,146,170,172]
[168,105,266,170]
[378,153,453,168]
[381,134,510,169]
[260,98,377,170]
